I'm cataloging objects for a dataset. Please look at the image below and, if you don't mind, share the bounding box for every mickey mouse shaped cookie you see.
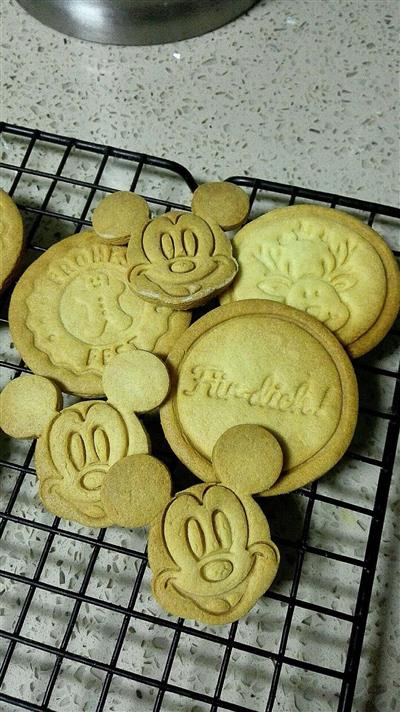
[0,350,169,528]
[126,184,244,310]
[100,424,281,624]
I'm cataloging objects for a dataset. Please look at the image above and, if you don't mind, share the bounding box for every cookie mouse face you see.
[127,211,238,309]
[101,424,281,624]
[152,483,277,621]
[37,399,147,526]
[0,351,170,528]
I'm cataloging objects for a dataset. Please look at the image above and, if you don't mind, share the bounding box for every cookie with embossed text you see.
[9,231,190,395]
[0,189,24,294]
[161,300,359,495]
[220,205,400,357]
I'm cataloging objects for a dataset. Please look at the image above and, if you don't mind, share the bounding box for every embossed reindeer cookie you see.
[0,189,24,294]
[127,210,238,310]
[0,350,170,527]
[100,425,280,624]
[9,231,190,395]
[221,205,400,357]
[161,299,359,495]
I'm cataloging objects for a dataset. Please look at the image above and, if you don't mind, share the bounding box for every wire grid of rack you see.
[0,123,399,712]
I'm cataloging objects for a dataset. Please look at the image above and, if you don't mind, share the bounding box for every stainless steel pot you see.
[17,0,259,45]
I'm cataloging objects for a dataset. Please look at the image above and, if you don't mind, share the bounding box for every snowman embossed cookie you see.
[9,231,190,395]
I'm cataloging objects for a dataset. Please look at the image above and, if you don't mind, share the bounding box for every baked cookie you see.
[127,211,238,310]
[100,424,280,624]
[92,191,150,245]
[221,205,400,357]
[191,181,250,231]
[0,351,170,527]
[0,189,24,294]
[9,231,190,396]
[161,299,358,495]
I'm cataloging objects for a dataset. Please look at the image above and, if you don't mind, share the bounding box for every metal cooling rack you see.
[0,123,399,712]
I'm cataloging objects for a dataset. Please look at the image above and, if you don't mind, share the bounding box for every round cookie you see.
[220,204,400,358]
[191,181,250,231]
[101,454,172,528]
[161,300,358,496]
[92,191,150,245]
[0,374,62,439]
[9,231,191,396]
[0,189,24,294]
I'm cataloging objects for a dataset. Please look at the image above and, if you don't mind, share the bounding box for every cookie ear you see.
[191,181,250,231]
[0,374,62,439]
[102,350,170,413]
[212,424,283,495]
[101,454,172,528]
[92,191,150,245]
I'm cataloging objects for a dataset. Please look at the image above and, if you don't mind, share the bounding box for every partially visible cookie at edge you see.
[0,189,24,294]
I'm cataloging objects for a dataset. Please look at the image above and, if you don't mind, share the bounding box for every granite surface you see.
[0,1,399,711]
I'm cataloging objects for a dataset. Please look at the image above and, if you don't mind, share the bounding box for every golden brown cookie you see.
[161,299,358,495]
[0,189,24,294]
[0,351,170,527]
[0,374,62,439]
[127,211,238,310]
[105,425,280,624]
[149,481,279,624]
[221,205,400,357]
[9,231,190,396]
[191,181,250,231]
[101,454,172,528]
[92,191,150,245]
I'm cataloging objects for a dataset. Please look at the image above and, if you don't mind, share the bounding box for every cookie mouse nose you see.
[170,259,196,273]
[201,559,233,582]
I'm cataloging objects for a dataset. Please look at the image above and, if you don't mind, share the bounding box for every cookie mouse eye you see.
[0,374,62,439]
[102,349,170,413]
[191,181,250,231]
[212,424,283,496]
[100,453,172,528]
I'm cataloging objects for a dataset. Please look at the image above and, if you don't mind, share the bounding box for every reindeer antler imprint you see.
[221,205,400,356]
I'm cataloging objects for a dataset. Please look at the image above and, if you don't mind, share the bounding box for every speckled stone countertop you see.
[0,1,399,711]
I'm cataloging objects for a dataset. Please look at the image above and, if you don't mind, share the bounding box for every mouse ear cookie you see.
[221,204,400,357]
[9,231,190,396]
[191,181,250,231]
[127,210,238,309]
[0,374,62,439]
[161,299,358,496]
[212,424,283,494]
[92,191,150,245]
[102,350,170,413]
[0,189,24,294]
[101,454,172,528]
